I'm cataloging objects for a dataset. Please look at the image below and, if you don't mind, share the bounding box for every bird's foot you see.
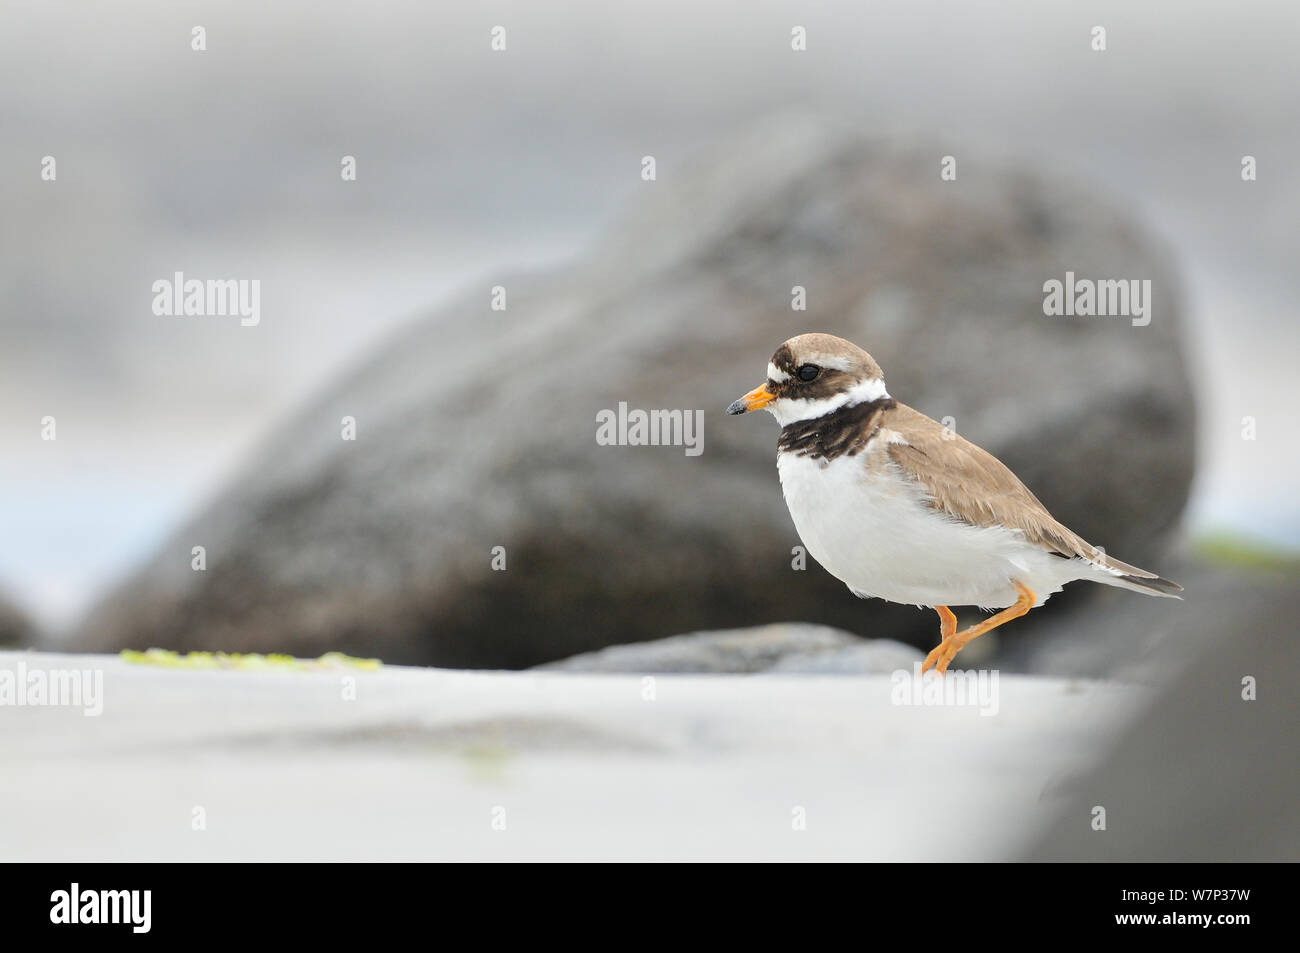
[921,636,964,676]
[921,583,1037,677]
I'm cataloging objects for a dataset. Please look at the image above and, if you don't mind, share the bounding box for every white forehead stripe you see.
[769,376,890,426]
[813,354,855,372]
[767,362,790,383]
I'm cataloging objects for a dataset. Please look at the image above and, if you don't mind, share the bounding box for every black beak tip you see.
[725,399,747,416]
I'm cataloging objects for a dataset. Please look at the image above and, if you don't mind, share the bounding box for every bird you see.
[726,332,1181,675]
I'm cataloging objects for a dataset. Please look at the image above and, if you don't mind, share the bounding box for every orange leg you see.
[934,605,957,641]
[922,582,1036,676]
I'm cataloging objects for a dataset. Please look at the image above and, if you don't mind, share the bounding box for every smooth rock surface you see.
[0,650,1143,862]
[70,117,1195,667]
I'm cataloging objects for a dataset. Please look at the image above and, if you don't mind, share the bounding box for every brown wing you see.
[881,403,1165,581]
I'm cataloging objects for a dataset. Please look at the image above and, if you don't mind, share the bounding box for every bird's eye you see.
[797,364,821,382]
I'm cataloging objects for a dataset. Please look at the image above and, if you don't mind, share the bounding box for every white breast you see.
[776,449,1084,609]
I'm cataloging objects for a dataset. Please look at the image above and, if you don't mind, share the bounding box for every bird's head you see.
[726,332,889,426]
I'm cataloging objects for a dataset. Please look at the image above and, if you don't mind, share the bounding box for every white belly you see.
[776,451,1082,609]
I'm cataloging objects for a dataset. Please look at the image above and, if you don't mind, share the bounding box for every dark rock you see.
[1018,574,1299,861]
[0,596,32,647]
[537,623,921,674]
[72,116,1195,667]
[765,640,925,675]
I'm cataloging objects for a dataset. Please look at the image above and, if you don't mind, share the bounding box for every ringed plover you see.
[727,333,1182,674]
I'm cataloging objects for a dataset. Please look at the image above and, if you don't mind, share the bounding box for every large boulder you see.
[72,116,1195,667]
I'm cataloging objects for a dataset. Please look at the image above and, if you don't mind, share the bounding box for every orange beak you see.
[726,383,775,415]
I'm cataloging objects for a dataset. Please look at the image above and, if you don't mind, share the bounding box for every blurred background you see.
[2,0,1297,674]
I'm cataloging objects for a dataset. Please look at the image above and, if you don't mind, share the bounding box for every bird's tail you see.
[1087,552,1184,600]
[1101,571,1185,599]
